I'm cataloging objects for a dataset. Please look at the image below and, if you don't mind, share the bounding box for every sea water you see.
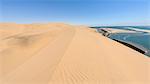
[93,26,150,57]
[109,32,150,56]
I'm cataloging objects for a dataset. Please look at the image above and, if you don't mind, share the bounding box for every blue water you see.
[92,26,150,57]
[109,33,150,56]
[132,26,150,30]
[92,26,150,30]
[126,34,150,50]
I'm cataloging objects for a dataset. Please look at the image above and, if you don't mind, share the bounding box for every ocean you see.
[92,26,150,57]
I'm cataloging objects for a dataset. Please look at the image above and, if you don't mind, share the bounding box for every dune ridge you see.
[0,23,149,84]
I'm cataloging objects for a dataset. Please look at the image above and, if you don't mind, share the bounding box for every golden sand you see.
[0,23,149,84]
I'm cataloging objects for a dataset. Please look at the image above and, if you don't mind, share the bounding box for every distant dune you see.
[0,23,149,84]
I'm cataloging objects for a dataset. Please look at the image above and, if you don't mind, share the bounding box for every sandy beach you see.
[97,28,138,34]
[98,28,150,34]
[0,23,149,84]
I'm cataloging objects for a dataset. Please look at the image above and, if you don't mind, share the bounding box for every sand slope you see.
[0,23,149,84]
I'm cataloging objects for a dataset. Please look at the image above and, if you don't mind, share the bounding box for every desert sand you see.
[0,23,149,84]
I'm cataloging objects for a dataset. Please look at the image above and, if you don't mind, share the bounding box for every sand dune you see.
[0,23,149,84]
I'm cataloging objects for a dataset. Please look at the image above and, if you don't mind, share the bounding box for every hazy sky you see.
[0,0,149,25]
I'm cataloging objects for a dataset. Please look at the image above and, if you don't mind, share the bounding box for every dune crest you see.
[0,23,149,84]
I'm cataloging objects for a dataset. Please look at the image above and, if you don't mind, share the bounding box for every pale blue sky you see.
[0,0,149,25]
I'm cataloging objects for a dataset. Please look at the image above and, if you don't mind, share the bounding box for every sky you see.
[0,0,149,26]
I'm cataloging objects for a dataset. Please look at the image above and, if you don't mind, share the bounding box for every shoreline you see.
[96,28,150,57]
